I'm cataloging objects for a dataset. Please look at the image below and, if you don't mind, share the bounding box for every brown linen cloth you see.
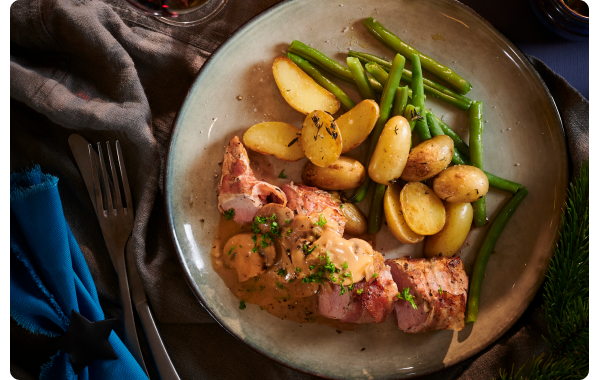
[10,0,588,379]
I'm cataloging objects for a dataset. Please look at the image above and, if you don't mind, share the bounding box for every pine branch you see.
[496,160,589,380]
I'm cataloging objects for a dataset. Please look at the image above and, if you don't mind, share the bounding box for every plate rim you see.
[163,0,567,377]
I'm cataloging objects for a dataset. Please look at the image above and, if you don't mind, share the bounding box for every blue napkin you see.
[10,166,148,380]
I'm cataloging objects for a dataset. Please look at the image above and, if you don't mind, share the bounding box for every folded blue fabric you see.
[10,166,148,380]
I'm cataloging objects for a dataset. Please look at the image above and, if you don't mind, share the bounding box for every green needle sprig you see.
[497,161,588,379]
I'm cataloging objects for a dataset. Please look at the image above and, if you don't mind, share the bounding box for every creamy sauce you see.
[210,207,379,329]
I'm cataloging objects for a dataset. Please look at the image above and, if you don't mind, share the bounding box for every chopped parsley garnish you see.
[313,214,327,227]
[286,228,292,236]
[372,272,378,279]
[276,268,287,277]
[275,282,284,289]
[239,301,246,310]
[285,219,291,224]
[278,169,288,179]
[439,286,444,294]
[309,265,315,271]
[224,209,235,220]
[226,246,235,256]
[302,244,318,254]
[357,289,364,295]
[396,287,418,309]
[295,267,302,273]
[251,235,257,242]
[330,275,338,282]
[343,262,349,269]
[340,204,344,209]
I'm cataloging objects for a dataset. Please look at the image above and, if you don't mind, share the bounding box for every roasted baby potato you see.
[433,165,489,203]
[400,182,446,235]
[301,110,342,167]
[383,183,424,244]
[424,202,473,258]
[340,202,368,236]
[243,122,304,161]
[401,135,454,182]
[302,156,366,190]
[336,100,380,153]
[368,116,411,186]
[272,56,340,115]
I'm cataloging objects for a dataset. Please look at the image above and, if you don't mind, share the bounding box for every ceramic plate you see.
[165,0,568,378]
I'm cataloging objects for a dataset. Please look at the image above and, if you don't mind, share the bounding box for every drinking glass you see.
[124,0,229,27]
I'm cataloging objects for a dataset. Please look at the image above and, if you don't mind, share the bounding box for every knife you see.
[69,133,180,380]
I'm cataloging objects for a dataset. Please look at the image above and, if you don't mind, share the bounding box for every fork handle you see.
[115,247,149,375]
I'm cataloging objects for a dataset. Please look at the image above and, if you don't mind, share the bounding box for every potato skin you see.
[301,110,342,167]
[339,203,368,236]
[302,156,366,190]
[368,116,411,186]
[400,182,446,235]
[383,183,424,244]
[433,165,489,203]
[401,135,454,182]
[424,202,473,258]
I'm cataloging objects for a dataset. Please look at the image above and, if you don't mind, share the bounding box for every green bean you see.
[364,62,417,100]
[346,57,377,101]
[392,86,409,117]
[363,18,472,95]
[411,54,431,142]
[367,183,387,234]
[425,110,444,136]
[469,101,486,227]
[364,62,389,85]
[289,40,384,92]
[433,114,470,158]
[349,50,473,110]
[466,187,529,323]
[403,105,420,133]
[353,54,405,203]
[427,110,522,193]
[287,53,356,111]
[483,171,522,194]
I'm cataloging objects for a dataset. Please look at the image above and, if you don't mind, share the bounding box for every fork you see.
[89,141,147,374]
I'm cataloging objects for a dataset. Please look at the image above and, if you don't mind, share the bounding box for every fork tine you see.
[106,142,122,212]
[115,141,133,213]
[97,142,114,212]
[89,144,104,214]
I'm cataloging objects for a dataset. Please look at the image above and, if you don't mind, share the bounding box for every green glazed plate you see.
[165,0,568,378]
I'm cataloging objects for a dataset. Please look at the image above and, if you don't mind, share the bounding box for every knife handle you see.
[136,300,181,380]
[115,246,149,376]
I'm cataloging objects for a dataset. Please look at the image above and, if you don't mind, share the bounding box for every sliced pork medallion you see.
[281,182,346,235]
[387,257,468,333]
[218,136,287,223]
[317,261,398,324]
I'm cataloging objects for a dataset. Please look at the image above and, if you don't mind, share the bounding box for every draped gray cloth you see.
[10,0,588,379]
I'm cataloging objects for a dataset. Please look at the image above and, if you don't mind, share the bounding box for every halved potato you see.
[340,202,368,236]
[400,182,446,235]
[424,202,473,258]
[301,110,342,167]
[273,56,340,115]
[368,116,412,186]
[336,100,380,153]
[433,165,489,203]
[302,156,366,190]
[243,122,304,161]
[384,183,424,244]
[401,135,454,182]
